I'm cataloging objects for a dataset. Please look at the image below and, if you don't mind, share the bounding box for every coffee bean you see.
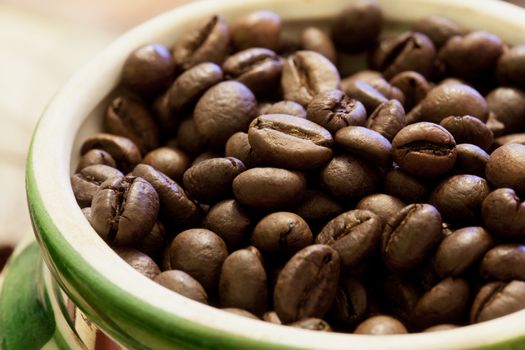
[345,71,405,104]
[114,247,160,279]
[122,43,174,96]
[175,118,206,156]
[165,228,228,291]
[173,15,230,70]
[223,308,260,320]
[383,275,421,322]
[439,115,493,151]
[252,212,313,257]
[384,166,430,203]
[223,48,282,97]
[132,164,202,229]
[293,189,344,225]
[482,188,525,240]
[265,100,306,119]
[81,133,142,173]
[224,132,258,168]
[91,176,159,245]
[233,167,307,210]
[454,143,489,177]
[104,96,160,154]
[496,44,525,88]
[274,244,340,323]
[433,227,493,278]
[356,194,406,225]
[154,270,208,304]
[167,62,223,114]
[410,278,470,330]
[231,11,281,51]
[486,87,525,134]
[392,122,457,177]
[321,155,380,200]
[136,221,166,258]
[470,280,525,323]
[76,149,116,172]
[341,79,388,114]
[281,50,340,106]
[71,164,123,208]
[143,147,190,182]
[202,199,252,248]
[430,175,490,223]
[289,318,332,332]
[354,315,408,334]
[335,126,392,168]
[331,0,383,53]
[382,204,442,273]
[329,277,368,327]
[486,144,525,193]
[307,90,367,134]
[480,244,525,281]
[301,27,336,63]
[248,114,333,170]
[152,92,177,135]
[316,210,383,270]
[390,72,430,112]
[494,133,525,148]
[423,324,459,332]
[366,99,406,141]
[262,311,282,324]
[412,15,466,49]
[371,31,436,79]
[486,112,506,138]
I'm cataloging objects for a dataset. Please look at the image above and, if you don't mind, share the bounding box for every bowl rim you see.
[27,0,525,349]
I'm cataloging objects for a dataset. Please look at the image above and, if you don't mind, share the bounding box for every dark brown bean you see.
[366,99,406,142]
[114,247,160,279]
[389,71,431,112]
[341,79,388,114]
[80,133,142,173]
[71,164,123,208]
[454,143,489,177]
[230,11,281,51]
[354,315,408,334]
[470,281,525,323]
[486,144,525,194]
[143,147,190,182]
[496,44,525,88]
[486,87,525,134]
[412,15,466,49]
[301,27,337,63]
[480,244,525,281]
[202,199,252,248]
[439,115,493,151]
[154,270,208,304]
[335,126,392,168]
[265,101,306,119]
[384,166,430,203]
[356,194,406,225]
[329,277,368,327]
[482,188,525,240]
[76,149,116,172]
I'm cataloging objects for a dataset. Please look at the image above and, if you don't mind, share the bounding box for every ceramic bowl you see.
[20,0,525,349]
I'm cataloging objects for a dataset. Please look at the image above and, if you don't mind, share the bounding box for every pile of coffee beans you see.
[71,0,525,334]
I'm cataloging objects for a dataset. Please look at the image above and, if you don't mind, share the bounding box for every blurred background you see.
[0,0,524,269]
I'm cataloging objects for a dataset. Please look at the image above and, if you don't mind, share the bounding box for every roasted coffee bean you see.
[183,157,245,203]
[165,228,228,291]
[223,48,282,96]
[335,126,392,168]
[410,278,470,330]
[231,11,281,51]
[301,27,337,63]
[76,149,116,172]
[307,90,367,134]
[132,164,202,228]
[382,204,443,273]
[384,166,430,203]
[439,115,493,151]
[480,244,525,281]
[167,62,223,114]
[154,270,208,304]
[423,324,459,332]
[486,112,506,138]
[354,315,408,334]
[194,81,257,148]
[71,164,123,208]
[383,276,421,322]
[281,50,340,106]
[233,167,307,210]
[219,247,267,315]
[104,96,159,154]
[344,71,405,104]
[175,118,206,156]
[262,311,282,324]
[331,0,383,53]
[486,143,525,193]
[191,152,222,166]
[433,227,493,278]
[153,92,177,135]
[366,99,406,142]
[340,79,388,114]
[224,132,258,168]
[437,31,504,81]
[81,133,142,173]
[293,189,344,225]
[412,15,466,49]
[494,133,525,147]
[454,143,489,177]
[329,277,368,327]
[122,43,175,96]
[486,87,525,134]
[251,212,313,257]
[136,221,167,258]
[496,44,525,88]
[356,194,406,225]
[248,114,333,170]
[406,82,489,124]
[202,199,252,248]
[316,210,383,271]
[482,188,525,240]
[392,122,457,177]
[173,15,230,70]
[371,31,436,79]
[470,280,525,323]
[223,308,260,320]
[91,176,159,245]
[274,244,340,323]
[143,147,190,182]
[265,100,306,118]
[114,247,160,279]
[389,71,431,112]
[290,318,332,332]
[429,175,490,223]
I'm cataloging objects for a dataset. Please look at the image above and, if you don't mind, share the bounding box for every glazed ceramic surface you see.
[6,0,525,349]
